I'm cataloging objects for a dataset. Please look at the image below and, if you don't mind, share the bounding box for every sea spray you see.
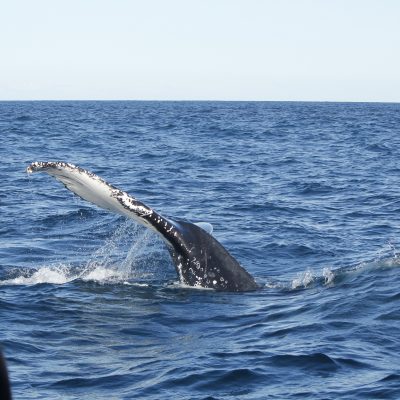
[80,219,165,283]
[0,219,169,286]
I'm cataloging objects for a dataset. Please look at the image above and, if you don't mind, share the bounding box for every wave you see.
[265,245,400,291]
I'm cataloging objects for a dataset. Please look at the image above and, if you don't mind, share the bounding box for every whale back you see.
[167,220,258,291]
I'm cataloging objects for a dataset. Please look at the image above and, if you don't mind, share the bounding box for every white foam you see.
[1,265,77,286]
[322,267,335,285]
[0,264,143,286]
[291,268,315,289]
[167,280,214,291]
[81,266,126,283]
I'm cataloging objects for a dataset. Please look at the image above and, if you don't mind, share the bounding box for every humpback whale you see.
[27,162,258,292]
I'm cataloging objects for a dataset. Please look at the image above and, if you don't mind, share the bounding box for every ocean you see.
[1,101,400,399]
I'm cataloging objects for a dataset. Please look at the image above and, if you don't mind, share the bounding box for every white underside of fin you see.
[27,162,155,229]
[27,162,214,239]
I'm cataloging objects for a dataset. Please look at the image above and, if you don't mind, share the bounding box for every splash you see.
[78,219,153,280]
[322,267,335,285]
[1,219,166,286]
[79,219,167,284]
[263,266,336,290]
[291,268,315,289]
[1,264,77,286]
[280,243,400,291]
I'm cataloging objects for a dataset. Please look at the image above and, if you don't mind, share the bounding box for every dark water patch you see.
[1,339,45,355]
[380,374,400,382]
[49,373,129,389]
[270,352,339,374]
[36,207,98,226]
[14,115,34,122]
[262,322,327,339]
[375,311,400,321]
[366,142,393,154]
[154,367,265,397]
[335,357,371,369]
[294,181,336,196]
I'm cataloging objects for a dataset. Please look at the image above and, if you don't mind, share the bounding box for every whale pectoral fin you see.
[26,161,155,229]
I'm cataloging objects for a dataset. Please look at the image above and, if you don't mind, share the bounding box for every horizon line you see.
[1,99,399,104]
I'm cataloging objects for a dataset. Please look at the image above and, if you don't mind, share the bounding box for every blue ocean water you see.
[1,101,400,399]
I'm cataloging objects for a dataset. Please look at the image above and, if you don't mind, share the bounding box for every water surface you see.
[1,101,400,399]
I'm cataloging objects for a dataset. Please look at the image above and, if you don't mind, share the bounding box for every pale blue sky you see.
[1,0,399,101]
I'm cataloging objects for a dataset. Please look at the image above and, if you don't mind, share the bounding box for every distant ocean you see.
[1,101,400,399]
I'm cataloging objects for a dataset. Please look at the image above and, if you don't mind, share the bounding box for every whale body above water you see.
[27,162,258,292]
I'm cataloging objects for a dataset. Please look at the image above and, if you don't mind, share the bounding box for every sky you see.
[1,0,399,102]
